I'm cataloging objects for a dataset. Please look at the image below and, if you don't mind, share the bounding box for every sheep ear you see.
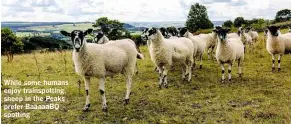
[84,29,93,36]
[60,31,70,36]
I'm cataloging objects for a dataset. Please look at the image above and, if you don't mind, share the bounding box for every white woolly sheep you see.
[246,27,259,43]
[213,28,244,82]
[266,26,291,72]
[93,32,109,44]
[239,28,253,53]
[179,27,205,69]
[147,28,194,88]
[60,29,143,112]
[198,32,217,60]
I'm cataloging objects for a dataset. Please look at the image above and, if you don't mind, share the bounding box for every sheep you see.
[93,31,144,74]
[147,27,194,88]
[60,29,143,112]
[238,27,253,53]
[93,31,109,44]
[213,28,244,82]
[266,26,291,72]
[246,27,259,43]
[142,27,171,47]
[179,27,205,69]
[167,27,179,37]
[159,27,170,38]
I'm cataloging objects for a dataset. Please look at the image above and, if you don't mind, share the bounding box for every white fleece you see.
[73,39,138,77]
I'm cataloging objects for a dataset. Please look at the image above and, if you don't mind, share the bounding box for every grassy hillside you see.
[2,30,291,123]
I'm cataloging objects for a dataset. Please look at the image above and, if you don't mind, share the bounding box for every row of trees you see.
[222,9,291,30]
[186,3,290,33]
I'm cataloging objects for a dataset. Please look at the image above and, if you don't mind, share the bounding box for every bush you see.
[130,34,144,46]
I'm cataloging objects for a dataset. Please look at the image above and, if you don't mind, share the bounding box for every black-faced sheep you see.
[60,29,142,112]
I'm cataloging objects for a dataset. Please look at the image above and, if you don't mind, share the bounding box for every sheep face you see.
[60,29,93,52]
[159,27,170,38]
[237,27,243,36]
[94,31,104,43]
[264,29,268,36]
[267,26,280,37]
[178,27,188,37]
[214,28,230,42]
[147,28,158,40]
[141,28,149,41]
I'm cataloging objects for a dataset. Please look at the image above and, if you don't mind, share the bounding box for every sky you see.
[1,0,291,22]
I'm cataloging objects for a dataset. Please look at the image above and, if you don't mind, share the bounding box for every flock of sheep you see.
[60,25,291,112]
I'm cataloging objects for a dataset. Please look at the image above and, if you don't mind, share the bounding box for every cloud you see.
[1,0,291,22]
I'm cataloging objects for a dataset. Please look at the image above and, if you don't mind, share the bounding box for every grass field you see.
[2,30,291,123]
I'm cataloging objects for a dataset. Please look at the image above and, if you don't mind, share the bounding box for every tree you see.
[223,20,233,28]
[186,3,213,32]
[234,17,245,27]
[93,17,125,40]
[275,9,291,22]
[1,28,24,62]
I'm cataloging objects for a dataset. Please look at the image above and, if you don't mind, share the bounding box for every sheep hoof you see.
[220,79,225,83]
[159,85,162,89]
[187,79,192,83]
[135,71,139,75]
[124,99,130,105]
[83,104,90,112]
[272,68,275,72]
[164,84,168,88]
[83,108,89,112]
[102,107,108,112]
[278,68,281,72]
[239,74,242,78]
[228,79,232,82]
[199,65,202,69]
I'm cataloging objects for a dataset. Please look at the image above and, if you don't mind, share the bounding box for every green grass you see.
[2,29,291,123]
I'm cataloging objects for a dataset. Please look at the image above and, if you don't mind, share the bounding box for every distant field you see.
[13,23,143,37]
[2,29,291,123]
[19,23,97,32]
[16,32,51,37]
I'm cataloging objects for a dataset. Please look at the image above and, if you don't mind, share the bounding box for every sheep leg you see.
[271,54,275,72]
[199,55,203,69]
[207,48,211,60]
[238,59,242,78]
[192,58,196,71]
[162,67,168,88]
[99,77,107,112]
[181,65,186,81]
[83,77,90,112]
[278,55,281,72]
[124,75,132,105]
[228,63,232,82]
[157,66,164,89]
[187,60,193,82]
[220,64,225,83]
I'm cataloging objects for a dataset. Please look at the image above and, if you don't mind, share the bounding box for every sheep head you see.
[93,31,104,43]
[178,27,188,37]
[214,28,230,42]
[141,28,149,41]
[60,29,93,52]
[267,26,280,37]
